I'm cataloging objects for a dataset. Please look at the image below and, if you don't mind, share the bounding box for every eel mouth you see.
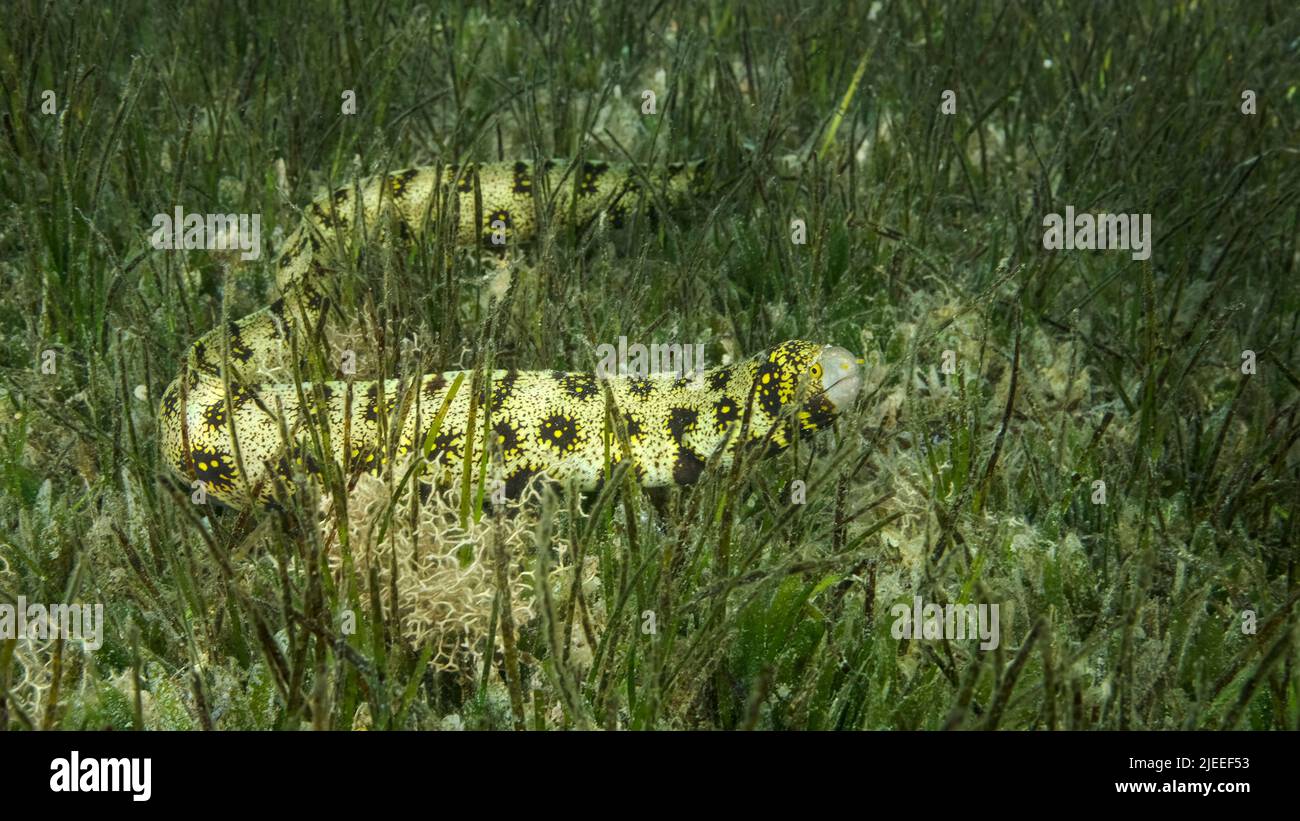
[817,346,863,410]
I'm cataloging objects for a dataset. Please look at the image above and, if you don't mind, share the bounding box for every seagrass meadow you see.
[0,0,1297,731]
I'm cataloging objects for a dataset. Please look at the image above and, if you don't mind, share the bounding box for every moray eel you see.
[158,160,862,508]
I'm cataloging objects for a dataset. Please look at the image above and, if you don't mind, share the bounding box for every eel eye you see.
[810,362,823,382]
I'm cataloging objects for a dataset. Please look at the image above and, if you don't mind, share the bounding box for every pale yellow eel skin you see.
[158,160,862,508]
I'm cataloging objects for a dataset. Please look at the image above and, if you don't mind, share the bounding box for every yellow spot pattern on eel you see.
[158,160,863,507]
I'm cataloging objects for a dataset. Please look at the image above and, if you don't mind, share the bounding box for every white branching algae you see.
[325,470,571,671]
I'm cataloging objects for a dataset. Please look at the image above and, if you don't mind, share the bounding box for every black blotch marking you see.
[202,399,228,432]
[226,321,253,363]
[800,395,837,432]
[300,279,324,311]
[489,370,518,409]
[538,413,581,454]
[623,411,644,442]
[349,444,383,475]
[395,218,413,243]
[327,188,353,226]
[671,376,691,390]
[389,169,420,199]
[493,419,522,458]
[192,341,218,375]
[712,396,739,432]
[191,446,237,490]
[309,202,338,230]
[672,447,707,486]
[505,465,541,497]
[161,384,180,419]
[269,298,290,339]
[706,368,731,392]
[427,430,462,465]
[755,358,785,417]
[626,376,654,399]
[422,372,448,402]
[302,385,335,428]
[561,373,598,401]
[608,203,628,229]
[455,164,474,193]
[363,384,395,424]
[578,161,608,197]
[195,385,260,433]
[511,161,532,195]
[275,442,321,481]
[277,233,306,269]
[666,407,699,445]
